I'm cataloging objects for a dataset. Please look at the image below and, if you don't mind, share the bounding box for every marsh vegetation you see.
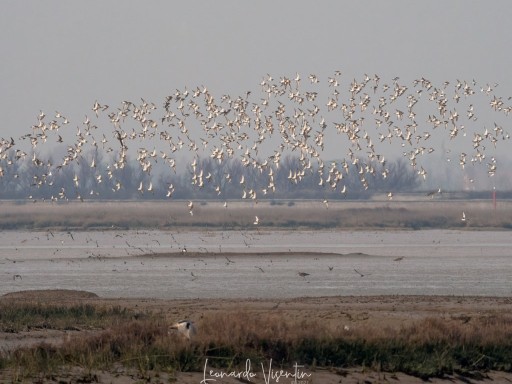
[0,199,510,230]
[1,298,512,381]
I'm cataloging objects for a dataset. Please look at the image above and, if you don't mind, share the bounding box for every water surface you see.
[1,229,511,298]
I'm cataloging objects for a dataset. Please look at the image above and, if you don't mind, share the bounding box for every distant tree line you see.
[0,149,421,201]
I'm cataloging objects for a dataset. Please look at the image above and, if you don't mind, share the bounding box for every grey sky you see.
[1,1,511,188]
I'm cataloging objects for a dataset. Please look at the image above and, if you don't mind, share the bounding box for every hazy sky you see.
[1,1,511,179]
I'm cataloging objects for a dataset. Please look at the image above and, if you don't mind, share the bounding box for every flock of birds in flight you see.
[1,71,510,221]
[5,72,510,333]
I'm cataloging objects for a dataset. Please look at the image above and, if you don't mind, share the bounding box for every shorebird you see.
[354,269,365,277]
[169,320,197,340]
[298,272,310,278]
[7,71,509,209]
[426,188,441,198]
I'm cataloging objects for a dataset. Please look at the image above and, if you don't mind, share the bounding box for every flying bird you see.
[7,71,510,211]
[354,269,365,277]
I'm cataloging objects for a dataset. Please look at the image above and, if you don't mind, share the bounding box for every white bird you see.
[426,188,441,198]
[166,184,174,197]
[253,215,259,225]
[14,73,508,207]
[169,320,197,340]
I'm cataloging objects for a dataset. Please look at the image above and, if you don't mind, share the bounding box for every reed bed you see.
[1,302,512,380]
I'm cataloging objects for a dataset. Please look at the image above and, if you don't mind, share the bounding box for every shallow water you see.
[1,229,511,298]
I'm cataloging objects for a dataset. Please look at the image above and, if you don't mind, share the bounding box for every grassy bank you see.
[0,199,511,230]
[1,301,512,381]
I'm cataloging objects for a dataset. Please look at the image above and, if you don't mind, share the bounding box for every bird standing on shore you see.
[169,320,197,340]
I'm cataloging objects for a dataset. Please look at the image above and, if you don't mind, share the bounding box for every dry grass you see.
[0,300,133,333]
[1,199,511,230]
[2,302,512,380]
